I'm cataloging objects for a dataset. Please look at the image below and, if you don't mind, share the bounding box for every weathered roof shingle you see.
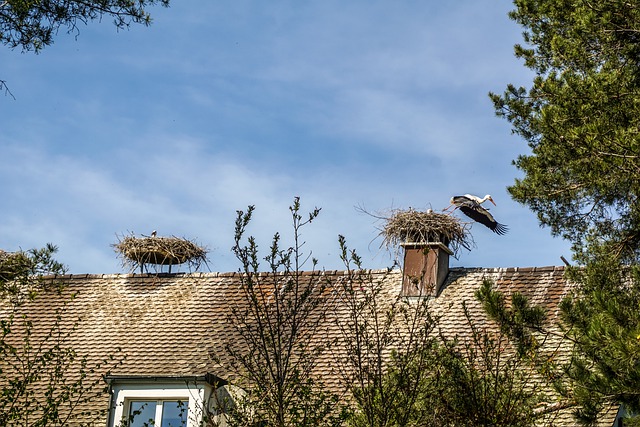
[0,266,617,426]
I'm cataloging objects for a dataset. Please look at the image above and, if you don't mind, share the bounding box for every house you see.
[0,241,622,426]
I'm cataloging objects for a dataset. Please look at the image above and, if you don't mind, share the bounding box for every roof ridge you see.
[449,265,565,273]
[39,265,567,280]
[39,268,402,280]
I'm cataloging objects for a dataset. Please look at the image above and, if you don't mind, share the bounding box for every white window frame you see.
[108,380,211,427]
[126,399,189,426]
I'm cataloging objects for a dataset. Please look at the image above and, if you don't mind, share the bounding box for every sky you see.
[0,1,574,274]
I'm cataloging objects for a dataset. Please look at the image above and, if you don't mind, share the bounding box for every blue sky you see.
[0,1,573,274]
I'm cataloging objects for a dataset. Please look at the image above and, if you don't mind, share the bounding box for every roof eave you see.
[104,373,227,387]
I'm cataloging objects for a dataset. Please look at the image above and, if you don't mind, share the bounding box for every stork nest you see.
[114,234,208,272]
[379,209,473,256]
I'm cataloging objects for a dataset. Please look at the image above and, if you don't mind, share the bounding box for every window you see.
[127,400,188,427]
[105,375,226,427]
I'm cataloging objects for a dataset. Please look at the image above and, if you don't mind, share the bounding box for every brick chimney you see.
[401,242,452,297]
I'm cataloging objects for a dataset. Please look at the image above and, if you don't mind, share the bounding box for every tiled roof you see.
[0,267,617,426]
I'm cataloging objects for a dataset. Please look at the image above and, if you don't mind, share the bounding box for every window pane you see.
[161,400,188,427]
[129,401,157,427]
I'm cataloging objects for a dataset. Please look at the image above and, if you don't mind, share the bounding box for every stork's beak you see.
[489,197,496,206]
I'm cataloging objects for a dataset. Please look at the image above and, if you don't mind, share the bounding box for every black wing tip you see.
[492,223,509,235]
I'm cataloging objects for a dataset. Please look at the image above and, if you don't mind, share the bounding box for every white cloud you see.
[0,1,573,275]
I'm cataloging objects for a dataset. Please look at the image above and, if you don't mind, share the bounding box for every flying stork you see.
[449,194,495,208]
[448,194,508,235]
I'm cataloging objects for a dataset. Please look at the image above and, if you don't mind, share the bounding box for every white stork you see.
[448,194,508,235]
[449,194,496,208]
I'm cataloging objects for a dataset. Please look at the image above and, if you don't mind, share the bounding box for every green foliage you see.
[0,243,66,305]
[490,0,640,262]
[0,0,170,52]
[338,249,549,427]
[218,197,346,427]
[219,199,561,427]
[560,253,640,425]
[492,1,640,423]
[477,279,547,359]
[0,306,115,426]
[0,244,119,426]
[477,281,571,423]
[342,295,550,427]
[336,240,440,427]
[433,303,546,427]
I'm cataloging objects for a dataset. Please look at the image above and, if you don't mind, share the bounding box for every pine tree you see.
[490,0,640,263]
[560,251,640,424]
[491,1,640,424]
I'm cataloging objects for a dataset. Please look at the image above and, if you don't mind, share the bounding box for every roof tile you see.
[0,267,616,426]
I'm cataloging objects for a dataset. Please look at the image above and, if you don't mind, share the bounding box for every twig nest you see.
[114,234,208,271]
[380,208,472,257]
